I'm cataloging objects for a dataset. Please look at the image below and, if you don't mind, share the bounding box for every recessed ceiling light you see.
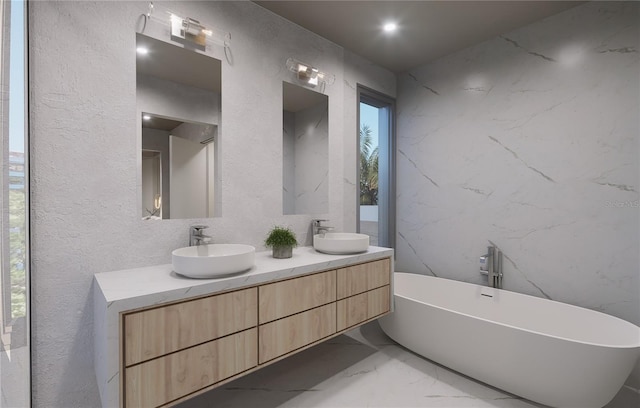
[383,22,397,33]
[136,47,149,55]
[143,115,151,120]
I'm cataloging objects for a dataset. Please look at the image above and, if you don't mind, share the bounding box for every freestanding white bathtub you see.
[379,273,640,408]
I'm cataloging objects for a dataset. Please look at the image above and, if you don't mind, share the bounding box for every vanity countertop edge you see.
[94,245,394,312]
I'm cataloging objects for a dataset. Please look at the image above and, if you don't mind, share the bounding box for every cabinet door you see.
[124,287,257,366]
[337,286,390,332]
[125,328,257,408]
[259,270,336,324]
[336,258,391,299]
[259,303,336,364]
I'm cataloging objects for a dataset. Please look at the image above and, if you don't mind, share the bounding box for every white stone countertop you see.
[94,245,394,310]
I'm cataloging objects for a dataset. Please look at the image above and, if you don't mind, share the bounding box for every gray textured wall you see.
[29,1,395,406]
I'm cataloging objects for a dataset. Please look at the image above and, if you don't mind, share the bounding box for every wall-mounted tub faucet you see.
[480,245,503,289]
[189,225,212,246]
[312,219,333,236]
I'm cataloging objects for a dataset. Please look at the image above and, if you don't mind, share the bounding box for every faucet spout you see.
[480,245,503,289]
[190,225,212,246]
[312,219,333,236]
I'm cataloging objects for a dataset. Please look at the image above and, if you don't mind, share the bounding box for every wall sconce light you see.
[170,14,210,47]
[139,2,231,52]
[286,57,335,88]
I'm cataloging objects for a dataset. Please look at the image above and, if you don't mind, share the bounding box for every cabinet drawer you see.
[259,270,336,324]
[259,303,336,364]
[336,258,391,299]
[337,286,390,332]
[125,327,257,408]
[124,287,257,366]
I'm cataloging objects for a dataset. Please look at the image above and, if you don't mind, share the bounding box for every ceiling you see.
[254,1,583,73]
[141,113,184,131]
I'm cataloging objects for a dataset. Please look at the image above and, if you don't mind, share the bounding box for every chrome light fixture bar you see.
[141,2,231,51]
[286,57,335,88]
[170,15,209,47]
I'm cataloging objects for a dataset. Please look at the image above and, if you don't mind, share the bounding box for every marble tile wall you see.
[292,101,329,214]
[396,0,639,386]
[283,110,296,214]
[283,99,329,215]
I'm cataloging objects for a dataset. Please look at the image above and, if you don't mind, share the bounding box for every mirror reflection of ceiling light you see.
[136,46,149,55]
[143,114,151,120]
[285,57,335,88]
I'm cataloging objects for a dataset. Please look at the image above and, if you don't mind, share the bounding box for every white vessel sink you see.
[313,233,369,255]
[172,244,255,278]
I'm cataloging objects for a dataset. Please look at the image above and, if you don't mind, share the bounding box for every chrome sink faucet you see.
[189,225,212,246]
[312,219,333,235]
[480,245,503,289]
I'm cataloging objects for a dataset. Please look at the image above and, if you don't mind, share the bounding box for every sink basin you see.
[172,244,255,278]
[313,233,369,255]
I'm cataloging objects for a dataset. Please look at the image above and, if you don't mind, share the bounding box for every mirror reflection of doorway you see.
[169,135,214,219]
[141,113,217,219]
[141,150,161,219]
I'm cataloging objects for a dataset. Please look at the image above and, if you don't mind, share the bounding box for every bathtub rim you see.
[392,272,640,350]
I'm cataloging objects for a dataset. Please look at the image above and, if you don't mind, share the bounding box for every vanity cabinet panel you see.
[124,287,257,366]
[258,303,336,364]
[259,270,336,324]
[336,258,391,299]
[125,328,257,408]
[336,286,390,331]
[98,251,394,408]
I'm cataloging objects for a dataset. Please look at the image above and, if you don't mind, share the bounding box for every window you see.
[358,86,395,248]
[1,0,30,406]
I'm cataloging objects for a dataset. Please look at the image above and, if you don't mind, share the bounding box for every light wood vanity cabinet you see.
[125,328,257,408]
[120,257,391,407]
[259,303,336,363]
[337,258,391,299]
[259,270,336,324]
[123,288,258,407]
[124,287,257,366]
[258,270,338,364]
[337,286,390,331]
[336,258,392,331]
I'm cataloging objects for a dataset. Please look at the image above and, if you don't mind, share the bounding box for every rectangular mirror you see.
[282,82,329,215]
[136,33,221,219]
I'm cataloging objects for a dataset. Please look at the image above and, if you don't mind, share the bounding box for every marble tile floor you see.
[180,321,639,408]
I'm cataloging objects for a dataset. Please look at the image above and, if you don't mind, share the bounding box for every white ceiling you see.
[254,1,583,73]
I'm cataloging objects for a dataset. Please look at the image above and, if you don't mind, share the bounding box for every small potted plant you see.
[265,226,298,259]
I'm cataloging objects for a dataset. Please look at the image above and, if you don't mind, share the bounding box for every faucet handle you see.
[312,219,329,226]
[190,225,208,234]
[479,255,489,272]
